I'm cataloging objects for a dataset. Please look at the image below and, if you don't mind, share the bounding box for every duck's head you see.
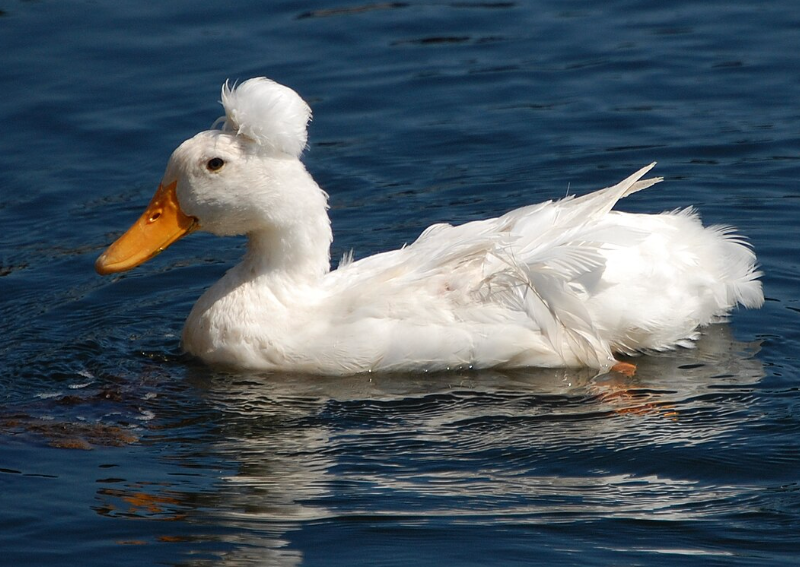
[95,77,316,275]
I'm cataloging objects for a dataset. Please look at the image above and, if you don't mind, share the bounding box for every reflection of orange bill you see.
[96,181,197,274]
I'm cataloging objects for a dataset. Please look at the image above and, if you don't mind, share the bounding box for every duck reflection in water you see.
[86,324,762,564]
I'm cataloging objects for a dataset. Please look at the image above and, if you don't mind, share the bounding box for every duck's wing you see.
[473,164,662,366]
[330,164,661,283]
[325,165,662,368]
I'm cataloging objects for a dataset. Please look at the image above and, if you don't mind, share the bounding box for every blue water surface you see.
[1,1,799,565]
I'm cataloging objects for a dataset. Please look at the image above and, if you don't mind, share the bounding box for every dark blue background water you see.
[2,1,799,565]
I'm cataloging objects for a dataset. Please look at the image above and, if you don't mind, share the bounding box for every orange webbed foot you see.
[611,361,637,377]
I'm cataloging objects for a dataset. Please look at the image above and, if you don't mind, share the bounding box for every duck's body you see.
[96,78,763,375]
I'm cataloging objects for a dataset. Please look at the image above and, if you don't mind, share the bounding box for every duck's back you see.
[321,165,762,373]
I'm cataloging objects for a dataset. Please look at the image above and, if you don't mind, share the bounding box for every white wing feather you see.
[324,165,664,368]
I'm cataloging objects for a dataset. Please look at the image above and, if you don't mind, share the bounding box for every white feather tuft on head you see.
[219,77,311,157]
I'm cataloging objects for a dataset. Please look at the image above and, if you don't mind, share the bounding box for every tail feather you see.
[711,225,764,310]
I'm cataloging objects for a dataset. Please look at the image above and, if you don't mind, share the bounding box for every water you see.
[2,1,799,565]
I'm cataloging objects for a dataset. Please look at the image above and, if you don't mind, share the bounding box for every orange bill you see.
[95,181,197,275]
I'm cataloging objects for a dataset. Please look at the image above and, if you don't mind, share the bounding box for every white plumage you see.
[219,78,311,156]
[96,77,763,375]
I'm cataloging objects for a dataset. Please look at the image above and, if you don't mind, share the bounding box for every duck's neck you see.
[242,214,332,283]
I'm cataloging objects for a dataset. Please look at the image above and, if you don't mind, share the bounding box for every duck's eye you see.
[206,157,225,172]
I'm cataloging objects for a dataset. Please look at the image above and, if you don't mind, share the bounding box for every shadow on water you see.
[55,324,766,565]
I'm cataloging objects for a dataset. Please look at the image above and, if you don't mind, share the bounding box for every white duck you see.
[96,77,763,375]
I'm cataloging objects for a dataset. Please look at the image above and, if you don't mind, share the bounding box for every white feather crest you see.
[219,77,311,157]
